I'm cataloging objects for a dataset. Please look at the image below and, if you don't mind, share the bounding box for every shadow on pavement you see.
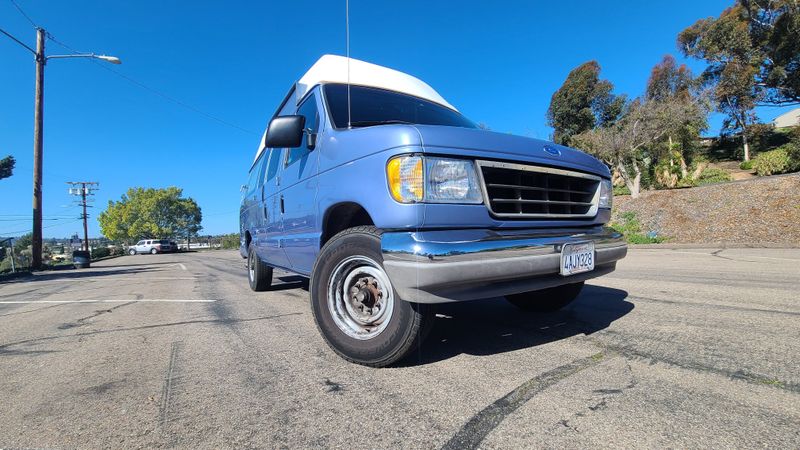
[270,275,309,291]
[16,267,161,283]
[401,285,632,366]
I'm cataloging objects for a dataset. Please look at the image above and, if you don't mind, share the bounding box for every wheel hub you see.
[327,256,395,340]
[348,276,384,321]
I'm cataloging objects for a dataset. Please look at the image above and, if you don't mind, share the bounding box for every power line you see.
[0,218,82,236]
[46,32,259,136]
[8,0,37,28]
[0,25,36,54]
[0,218,79,222]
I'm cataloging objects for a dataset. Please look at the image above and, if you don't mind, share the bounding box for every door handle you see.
[262,186,268,219]
[280,195,285,214]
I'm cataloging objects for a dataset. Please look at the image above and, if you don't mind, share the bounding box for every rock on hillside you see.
[612,173,800,245]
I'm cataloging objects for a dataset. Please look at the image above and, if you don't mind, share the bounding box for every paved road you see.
[0,248,798,449]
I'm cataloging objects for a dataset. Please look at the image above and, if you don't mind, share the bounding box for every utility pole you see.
[31,28,45,270]
[67,182,99,252]
[1,25,120,270]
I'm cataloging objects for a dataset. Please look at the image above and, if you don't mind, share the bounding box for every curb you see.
[630,242,800,249]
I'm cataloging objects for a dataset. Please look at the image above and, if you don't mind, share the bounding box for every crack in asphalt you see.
[627,294,800,317]
[0,313,303,355]
[440,352,611,450]
[58,301,137,330]
[588,330,800,394]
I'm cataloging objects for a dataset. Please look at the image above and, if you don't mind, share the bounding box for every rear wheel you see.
[150,248,158,255]
[310,226,432,367]
[128,249,136,256]
[247,244,273,291]
[505,282,585,312]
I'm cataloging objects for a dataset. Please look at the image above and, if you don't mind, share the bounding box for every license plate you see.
[560,242,595,276]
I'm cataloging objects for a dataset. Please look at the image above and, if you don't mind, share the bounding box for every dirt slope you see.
[612,173,800,245]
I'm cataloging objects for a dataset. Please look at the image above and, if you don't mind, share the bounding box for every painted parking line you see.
[0,299,217,304]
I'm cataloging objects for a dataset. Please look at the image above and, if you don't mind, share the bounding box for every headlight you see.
[599,179,613,209]
[387,155,483,204]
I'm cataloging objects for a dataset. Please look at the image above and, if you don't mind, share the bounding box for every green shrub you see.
[613,184,631,196]
[752,147,791,176]
[91,247,111,259]
[220,233,240,250]
[739,160,753,170]
[696,167,732,185]
[609,211,666,244]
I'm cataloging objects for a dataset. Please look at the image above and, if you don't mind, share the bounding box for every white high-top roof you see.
[253,55,456,165]
[295,54,457,111]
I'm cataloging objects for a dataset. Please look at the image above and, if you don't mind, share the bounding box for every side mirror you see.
[264,115,305,148]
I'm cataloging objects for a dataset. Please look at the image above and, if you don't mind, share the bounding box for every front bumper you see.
[381,226,627,304]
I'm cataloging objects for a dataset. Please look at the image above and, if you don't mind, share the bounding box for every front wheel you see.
[310,226,432,367]
[505,282,585,312]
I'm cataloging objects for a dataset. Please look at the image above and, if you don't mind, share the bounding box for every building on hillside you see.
[772,108,800,129]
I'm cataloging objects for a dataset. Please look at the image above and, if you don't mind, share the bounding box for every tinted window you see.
[323,83,476,129]
[286,94,319,166]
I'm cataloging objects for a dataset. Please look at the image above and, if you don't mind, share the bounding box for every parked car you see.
[240,55,627,367]
[128,239,175,255]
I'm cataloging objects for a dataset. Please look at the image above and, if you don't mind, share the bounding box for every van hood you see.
[412,125,610,178]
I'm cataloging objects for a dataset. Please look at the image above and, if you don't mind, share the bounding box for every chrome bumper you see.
[381,227,627,304]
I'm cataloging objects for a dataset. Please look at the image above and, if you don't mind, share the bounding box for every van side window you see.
[286,93,319,166]
[247,152,267,193]
[265,148,282,183]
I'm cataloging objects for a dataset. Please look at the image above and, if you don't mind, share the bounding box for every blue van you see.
[240,55,627,367]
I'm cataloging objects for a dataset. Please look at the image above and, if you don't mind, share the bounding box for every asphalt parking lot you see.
[0,248,798,448]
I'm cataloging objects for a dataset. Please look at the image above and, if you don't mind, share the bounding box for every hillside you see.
[612,173,800,246]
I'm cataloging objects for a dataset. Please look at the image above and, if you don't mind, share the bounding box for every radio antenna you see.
[346,0,351,128]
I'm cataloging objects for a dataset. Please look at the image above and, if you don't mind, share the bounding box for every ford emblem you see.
[543,145,561,156]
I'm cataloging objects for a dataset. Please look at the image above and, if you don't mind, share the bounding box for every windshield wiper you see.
[348,120,414,127]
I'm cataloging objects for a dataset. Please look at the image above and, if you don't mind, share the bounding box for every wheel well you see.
[244,231,252,248]
[321,203,374,247]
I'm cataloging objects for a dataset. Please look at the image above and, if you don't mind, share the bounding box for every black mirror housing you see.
[264,115,305,148]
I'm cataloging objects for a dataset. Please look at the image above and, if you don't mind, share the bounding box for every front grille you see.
[477,160,601,219]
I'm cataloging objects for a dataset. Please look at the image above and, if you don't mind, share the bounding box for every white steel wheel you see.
[327,255,395,340]
[310,225,433,368]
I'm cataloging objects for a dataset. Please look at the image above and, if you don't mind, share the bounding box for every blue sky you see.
[0,0,794,238]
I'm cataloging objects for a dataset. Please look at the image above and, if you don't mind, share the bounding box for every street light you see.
[0,26,120,269]
[48,53,122,64]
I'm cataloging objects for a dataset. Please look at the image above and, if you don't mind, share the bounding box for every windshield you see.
[323,83,477,129]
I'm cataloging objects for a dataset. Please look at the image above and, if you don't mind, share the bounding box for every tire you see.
[247,244,273,291]
[505,282,585,312]
[150,248,158,255]
[128,249,136,256]
[310,226,432,368]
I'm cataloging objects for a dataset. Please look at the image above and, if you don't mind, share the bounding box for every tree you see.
[573,98,706,197]
[646,55,694,102]
[546,61,625,146]
[740,0,800,105]
[0,156,15,180]
[679,1,800,160]
[679,5,761,161]
[98,187,202,244]
[646,55,709,184]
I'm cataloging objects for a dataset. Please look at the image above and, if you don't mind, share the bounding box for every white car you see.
[128,239,175,255]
